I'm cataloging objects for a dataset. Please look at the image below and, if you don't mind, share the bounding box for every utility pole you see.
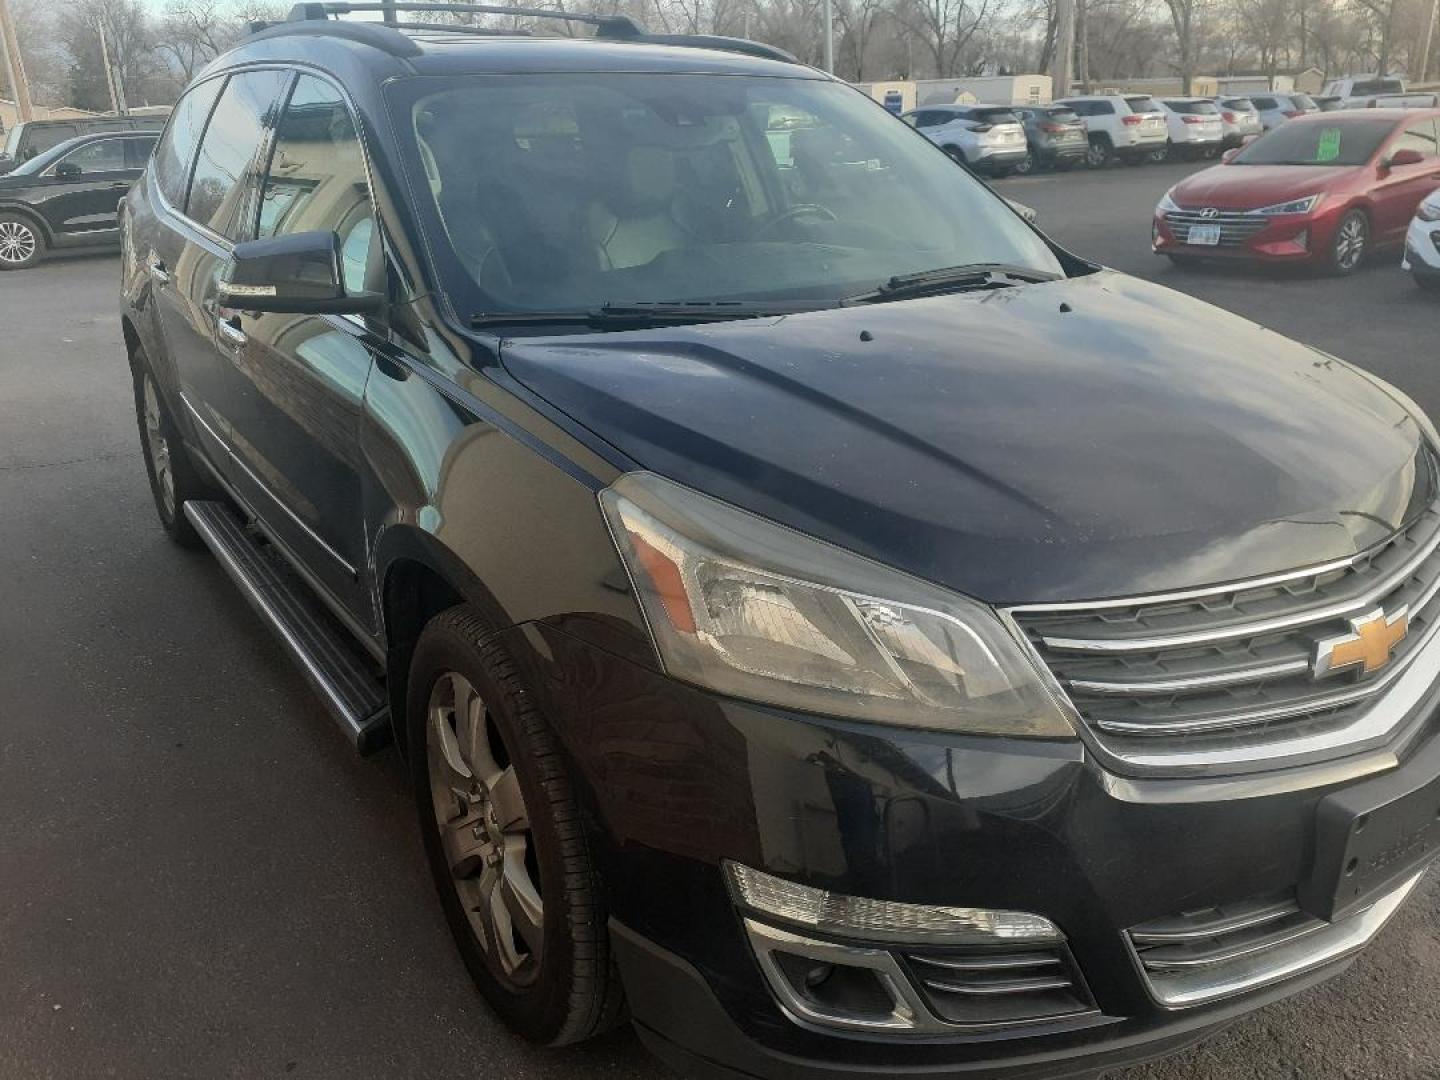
[1077,0,1090,92]
[98,19,125,115]
[822,0,834,73]
[1421,0,1439,83]
[0,0,34,122]
[1053,0,1075,99]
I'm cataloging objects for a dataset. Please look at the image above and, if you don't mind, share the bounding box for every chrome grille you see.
[1127,871,1427,1006]
[1008,489,1440,771]
[1165,208,1268,246]
[903,946,1093,1026]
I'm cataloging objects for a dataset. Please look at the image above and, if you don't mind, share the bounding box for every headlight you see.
[1417,198,1440,222]
[1157,189,1180,214]
[600,472,1075,737]
[1255,194,1320,215]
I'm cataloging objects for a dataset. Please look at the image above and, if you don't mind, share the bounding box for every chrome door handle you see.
[217,315,247,348]
[146,256,169,284]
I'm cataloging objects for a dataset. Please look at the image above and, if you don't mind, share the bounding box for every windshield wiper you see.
[470,300,827,331]
[841,263,1061,306]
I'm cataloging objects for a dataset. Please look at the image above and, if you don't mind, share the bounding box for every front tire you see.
[1330,209,1369,275]
[0,212,44,270]
[409,607,624,1046]
[131,348,207,548]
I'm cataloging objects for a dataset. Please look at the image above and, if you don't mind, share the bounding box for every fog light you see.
[725,861,1061,944]
[1295,228,1309,251]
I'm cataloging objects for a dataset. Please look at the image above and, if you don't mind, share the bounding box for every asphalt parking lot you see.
[2,158,1438,1080]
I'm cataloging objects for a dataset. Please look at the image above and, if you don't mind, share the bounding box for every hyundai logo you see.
[1199,207,1220,219]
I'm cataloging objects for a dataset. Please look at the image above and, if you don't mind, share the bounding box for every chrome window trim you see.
[180,393,357,578]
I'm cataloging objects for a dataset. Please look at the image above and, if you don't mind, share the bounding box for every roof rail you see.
[280,2,799,64]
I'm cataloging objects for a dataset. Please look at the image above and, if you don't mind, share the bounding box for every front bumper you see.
[512,620,1440,1080]
[1152,207,1328,263]
[1402,216,1440,273]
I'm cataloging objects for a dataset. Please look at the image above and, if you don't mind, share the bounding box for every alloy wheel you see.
[1014,152,1034,175]
[142,375,175,518]
[1334,213,1367,272]
[426,670,544,987]
[1086,142,1108,168]
[0,219,37,265]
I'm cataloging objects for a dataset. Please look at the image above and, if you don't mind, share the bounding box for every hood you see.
[502,271,1429,603]
[1173,163,1355,210]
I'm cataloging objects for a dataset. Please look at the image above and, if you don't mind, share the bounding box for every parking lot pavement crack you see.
[0,450,141,473]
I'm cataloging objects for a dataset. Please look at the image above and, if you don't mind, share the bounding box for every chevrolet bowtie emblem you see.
[1313,606,1409,679]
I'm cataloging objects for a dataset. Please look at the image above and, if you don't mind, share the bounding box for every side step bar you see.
[184,500,391,755]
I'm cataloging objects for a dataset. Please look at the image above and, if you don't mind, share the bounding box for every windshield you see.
[1232,119,1392,166]
[395,73,1061,318]
[1164,100,1219,114]
[1124,96,1160,113]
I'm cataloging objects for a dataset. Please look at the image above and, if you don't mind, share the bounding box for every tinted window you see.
[1124,96,1160,113]
[1251,96,1278,110]
[55,138,127,173]
[1354,78,1404,96]
[258,74,375,293]
[1234,118,1394,165]
[1393,120,1439,157]
[125,136,158,169]
[1221,98,1255,110]
[1067,100,1109,116]
[27,124,80,155]
[971,107,1019,123]
[154,78,224,208]
[1164,100,1219,114]
[187,69,290,239]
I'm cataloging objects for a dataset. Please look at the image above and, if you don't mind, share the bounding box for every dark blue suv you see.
[120,6,1440,1078]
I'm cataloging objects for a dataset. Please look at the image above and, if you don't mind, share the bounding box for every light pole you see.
[0,0,34,122]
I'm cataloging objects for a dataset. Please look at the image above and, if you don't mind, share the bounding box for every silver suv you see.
[900,104,1029,175]
[1055,94,1168,166]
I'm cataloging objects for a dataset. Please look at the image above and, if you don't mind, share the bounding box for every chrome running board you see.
[184,500,391,755]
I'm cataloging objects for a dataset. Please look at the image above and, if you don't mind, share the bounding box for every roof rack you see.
[276,2,799,63]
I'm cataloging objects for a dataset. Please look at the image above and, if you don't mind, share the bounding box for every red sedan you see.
[1152,109,1440,273]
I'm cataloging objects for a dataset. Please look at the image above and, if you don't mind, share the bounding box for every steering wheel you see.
[760,203,839,234]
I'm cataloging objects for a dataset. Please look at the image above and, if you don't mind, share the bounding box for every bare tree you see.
[898,0,996,75]
[1161,0,1203,91]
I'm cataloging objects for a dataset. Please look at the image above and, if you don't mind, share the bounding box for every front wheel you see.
[0,213,44,270]
[409,607,625,1045]
[1330,210,1369,275]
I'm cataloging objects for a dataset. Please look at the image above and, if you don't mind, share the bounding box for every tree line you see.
[1,0,1434,115]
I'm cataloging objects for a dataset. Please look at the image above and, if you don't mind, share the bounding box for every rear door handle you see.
[217,314,247,349]
[146,255,169,284]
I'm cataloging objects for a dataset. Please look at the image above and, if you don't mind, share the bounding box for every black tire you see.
[130,345,208,548]
[1086,136,1113,168]
[408,606,625,1046]
[0,212,45,270]
[1013,153,1035,175]
[1330,209,1369,275]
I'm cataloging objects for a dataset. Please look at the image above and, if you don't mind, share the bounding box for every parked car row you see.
[903,92,1310,175]
[0,114,165,175]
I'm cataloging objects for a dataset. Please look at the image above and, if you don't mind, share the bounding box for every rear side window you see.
[55,138,127,173]
[27,124,80,156]
[154,78,225,208]
[1071,100,1113,117]
[257,74,376,293]
[125,137,158,169]
[187,68,291,239]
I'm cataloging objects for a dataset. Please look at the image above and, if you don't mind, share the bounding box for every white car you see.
[1403,188,1440,292]
[1055,94,1168,166]
[1212,96,1264,146]
[1249,92,1320,130]
[1158,98,1225,158]
[899,104,1029,175]
[1323,74,1406,106]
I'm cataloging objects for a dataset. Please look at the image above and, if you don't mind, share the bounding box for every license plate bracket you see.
[1299,741,1440,921]
[1187,224,1222,246]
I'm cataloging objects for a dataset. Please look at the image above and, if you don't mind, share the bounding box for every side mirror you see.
[54,161,82,178]
[218,230,383,316]
[1385,148,1425,169]
[1221,147,1240,163]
